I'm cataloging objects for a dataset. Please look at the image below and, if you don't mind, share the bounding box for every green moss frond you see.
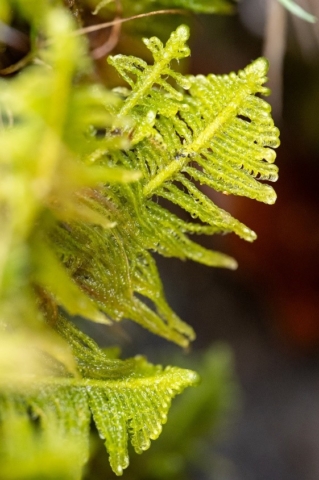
[104,30,279,262]
[0,315,199,477]
[108,25,191,119]
[0,21,280,346]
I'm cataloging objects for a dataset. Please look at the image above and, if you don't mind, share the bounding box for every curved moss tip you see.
[265,188,277,205]
[249,57,269,76]
[227,257,238,270]
[215,253,238,270]
[241,227,257,243]
[186,369,201,386]
[207,254,238,270]
[176,24,190,41]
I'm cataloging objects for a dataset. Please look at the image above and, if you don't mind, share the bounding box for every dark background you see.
[176,3,319,479]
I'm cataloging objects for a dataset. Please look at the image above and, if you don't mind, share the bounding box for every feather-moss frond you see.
[12,21,278,347]
[49,24,279,344]
[0,8,279,346]
[102,26,279,261]
[0,315,199,478]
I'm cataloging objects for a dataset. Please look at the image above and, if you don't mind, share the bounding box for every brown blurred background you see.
[174,2,319,479]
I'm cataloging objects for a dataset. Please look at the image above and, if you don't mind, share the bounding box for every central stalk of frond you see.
[143,86,249,197]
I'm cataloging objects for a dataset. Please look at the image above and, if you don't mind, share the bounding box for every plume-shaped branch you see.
[0,316,198,477]
[105,27,279,270]
[40,25,280,346]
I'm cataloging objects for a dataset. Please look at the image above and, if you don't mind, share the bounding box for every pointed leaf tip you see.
[176,24,190,41]
[243,57,269,79]
[227,258,238,270]
[186,369,201,386]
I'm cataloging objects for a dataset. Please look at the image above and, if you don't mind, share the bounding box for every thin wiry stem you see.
[91,0,123,58]
[72,9,188,36]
